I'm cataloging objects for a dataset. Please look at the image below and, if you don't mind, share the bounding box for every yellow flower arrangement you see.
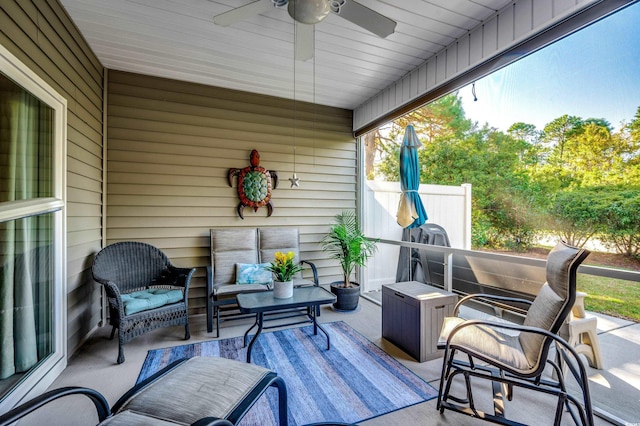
[265,251,304,282]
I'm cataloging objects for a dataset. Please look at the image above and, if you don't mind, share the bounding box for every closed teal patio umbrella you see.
[395,124,428,282]
[396,125,428,228]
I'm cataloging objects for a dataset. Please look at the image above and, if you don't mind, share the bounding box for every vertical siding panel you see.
[394,79,403,107]
[0,0,104,358]
[554,0,578,17]
[418,63,427,93]
[446,44,458,79]
[457,34,470,71]
[469,26,484,65]
[402,74,411,104]
[382,87,390,114]
[483,17,499,58]
[533,0,554,29]
[497,7,515,50]
[426,58,436,90]
[514,0,534,40]
[409,68,419,100]
[106,71,355,312]
[435,51,446,85]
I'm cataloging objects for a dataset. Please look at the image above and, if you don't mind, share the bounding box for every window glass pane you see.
[0,212,54,400]
[0,72,54,203]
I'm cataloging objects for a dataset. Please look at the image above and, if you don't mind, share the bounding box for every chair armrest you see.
[301,260,319,286]
[0,387,110,426]
[453,293,533,316]
[157,266,196,289]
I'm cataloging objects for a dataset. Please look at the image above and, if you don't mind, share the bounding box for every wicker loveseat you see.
[92,241,195,364]
[206,227,318,335]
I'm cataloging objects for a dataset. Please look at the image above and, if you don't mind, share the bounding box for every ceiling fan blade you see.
[334,0,396,38]
[295,21,314,61]
[213,0,274,26]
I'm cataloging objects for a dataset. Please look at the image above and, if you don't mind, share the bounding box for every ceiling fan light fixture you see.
[287,0,330,25]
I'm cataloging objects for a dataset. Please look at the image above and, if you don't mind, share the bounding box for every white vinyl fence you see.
[362,180,472,293]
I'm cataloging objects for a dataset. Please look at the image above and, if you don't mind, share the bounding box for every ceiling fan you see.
[213,0,396,61]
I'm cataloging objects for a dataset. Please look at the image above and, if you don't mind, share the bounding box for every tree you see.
[542,115,584,165]
[598,187,640,258]
[367,92,471,181]
[508,122,543,165]
[548,189,603,247]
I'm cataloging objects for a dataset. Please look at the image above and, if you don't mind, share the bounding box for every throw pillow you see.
[235,263,273,285]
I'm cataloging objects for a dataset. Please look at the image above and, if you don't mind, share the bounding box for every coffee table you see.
[236,286,336,362]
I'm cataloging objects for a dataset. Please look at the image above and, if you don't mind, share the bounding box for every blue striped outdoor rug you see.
[138,321,437,426]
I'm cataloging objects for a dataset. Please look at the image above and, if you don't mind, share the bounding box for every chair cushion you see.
[214,283,270,297]
[443,317,532,372]
[235,263,273,285]
[258,228,303,280]
[114,357,273,424]
[520,283,564,366]
[210,228,259,285]
[121,288,184,315]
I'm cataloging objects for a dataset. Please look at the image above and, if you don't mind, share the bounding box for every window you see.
[0,45,66,410]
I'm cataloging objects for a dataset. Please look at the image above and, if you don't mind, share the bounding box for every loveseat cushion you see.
[121,288,184,315]
[214,283,269,297]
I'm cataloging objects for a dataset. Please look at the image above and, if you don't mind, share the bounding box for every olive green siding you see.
[106,70,355,313]
[0,1,104,354]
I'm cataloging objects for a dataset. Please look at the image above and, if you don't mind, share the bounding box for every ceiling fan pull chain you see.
[329,0,346,14]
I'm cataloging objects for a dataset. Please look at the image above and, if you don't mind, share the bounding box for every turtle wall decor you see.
[228,149,278,219]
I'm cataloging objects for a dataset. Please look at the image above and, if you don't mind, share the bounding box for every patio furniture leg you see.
[244,315,260,347]
[273,376,289,426]
[246,312,264,363]
[117,328,125,364]
[312,308,331,350]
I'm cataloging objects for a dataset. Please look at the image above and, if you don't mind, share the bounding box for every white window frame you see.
[0,43,67,411]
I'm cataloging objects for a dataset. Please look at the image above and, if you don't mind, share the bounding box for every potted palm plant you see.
[321,210,378,310]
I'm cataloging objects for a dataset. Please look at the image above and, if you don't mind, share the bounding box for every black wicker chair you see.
[92,241,195,364]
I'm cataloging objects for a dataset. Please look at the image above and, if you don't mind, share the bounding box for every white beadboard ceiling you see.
[60,0,518,111]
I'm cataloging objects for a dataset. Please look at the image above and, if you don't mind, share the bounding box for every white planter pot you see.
[273,280,294,299]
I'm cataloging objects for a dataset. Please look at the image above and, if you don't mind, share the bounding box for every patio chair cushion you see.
[441,317,531,371]
[520,283,565,366]
[235,262,273,284]
[120,288,184,315]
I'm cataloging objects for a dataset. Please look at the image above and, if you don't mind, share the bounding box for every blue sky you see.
[460,3,640,132]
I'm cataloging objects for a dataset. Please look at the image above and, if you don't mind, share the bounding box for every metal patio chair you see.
[437,241,593,425]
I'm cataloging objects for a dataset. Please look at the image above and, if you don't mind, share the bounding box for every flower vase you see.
[273,280,293,299]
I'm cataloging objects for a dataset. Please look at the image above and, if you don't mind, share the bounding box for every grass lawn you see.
[578,274,640,322]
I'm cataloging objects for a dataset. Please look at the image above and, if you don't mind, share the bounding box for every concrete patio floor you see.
[13,293,640,425]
